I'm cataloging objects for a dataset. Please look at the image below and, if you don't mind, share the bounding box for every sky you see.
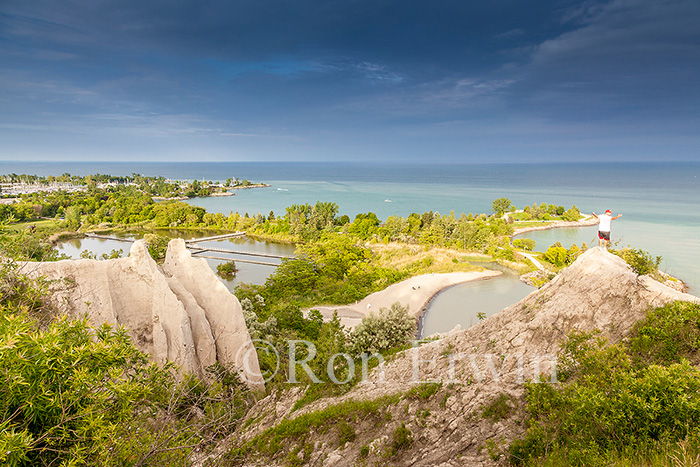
[1,0,699,163]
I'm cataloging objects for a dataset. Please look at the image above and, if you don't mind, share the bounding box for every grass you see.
[389,423,413,456]
[370,242,497,274]
[5,219,59,231]
[481,393,516,422]
[523,437,700,467]
[229,394,402,461]
[405,382,442,401]
[511,220,555,228]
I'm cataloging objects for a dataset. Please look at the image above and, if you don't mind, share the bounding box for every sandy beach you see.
[305,269,502,329]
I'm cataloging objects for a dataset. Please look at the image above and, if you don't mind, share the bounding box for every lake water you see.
[420,263,534,337]
[56,233,296,290]
[8,161,699,333]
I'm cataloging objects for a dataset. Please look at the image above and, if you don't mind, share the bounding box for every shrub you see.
[0,310,169,466]
[627,301,700,366]
[561,205,581,221]
[348,302,416,356]
[143,233,170,260]
[359,445,370,458]
[406,382,441,400]
[482,393,516,422]
[509,314,700,466]
[217,260,238,279]
[512,238,535,251]
[543,245,568,267]
[338,420,356,446]
[613,247,662,276]
[390,423,413,455]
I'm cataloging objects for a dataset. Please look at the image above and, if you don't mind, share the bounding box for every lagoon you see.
[56,233,296,290]
[420,263,534,337]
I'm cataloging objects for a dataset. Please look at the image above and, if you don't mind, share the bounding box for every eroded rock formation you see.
[27,239,264,391]
[237,248,698,466]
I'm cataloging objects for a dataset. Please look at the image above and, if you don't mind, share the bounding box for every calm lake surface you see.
[420,263,534,337]
[57,233,296,290]
[11,161,698,333]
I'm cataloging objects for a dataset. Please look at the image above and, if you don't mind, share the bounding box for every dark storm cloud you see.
[0,0,698,161]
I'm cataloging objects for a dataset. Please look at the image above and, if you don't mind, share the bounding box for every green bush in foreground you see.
[0,310,167,467]
[1,259,255,467]
[509,302,700,466]
[348,302,417,356]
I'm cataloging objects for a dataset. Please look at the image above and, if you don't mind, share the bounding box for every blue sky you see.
[1,0,699,163]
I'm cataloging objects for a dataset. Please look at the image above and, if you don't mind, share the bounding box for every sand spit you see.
[306,269,502,329]
[511,214,598,236]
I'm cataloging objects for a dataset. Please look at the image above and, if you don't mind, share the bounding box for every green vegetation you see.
[613,246,662,277]
[143,232,170,260]
[405,382,442,401]
[348,303,416,356]
[253,200,514,249]
[509,301,700,466]
[0,245,255,467]
[492,197,514,215]
[227,394,401,463]
[337,420,356,446]
[542,241,583,267]
[217,260,238,279]
[520,203,581,222]
[0,173,262,234]
[79,248,123,260]
[389,422,413,456]
[627,300,700,366]
[512,238,536,251]
[481,393,516,422]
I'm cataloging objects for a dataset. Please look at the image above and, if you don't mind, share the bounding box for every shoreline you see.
[304,269,502,329]
[227,183,271,190]
[511,215,598,237]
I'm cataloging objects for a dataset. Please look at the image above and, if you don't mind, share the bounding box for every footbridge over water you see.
[84,233,293,266]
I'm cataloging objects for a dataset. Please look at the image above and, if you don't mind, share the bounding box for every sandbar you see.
[305,269,502,329]
[511,215,598,236]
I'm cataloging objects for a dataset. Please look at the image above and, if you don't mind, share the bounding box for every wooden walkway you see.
[187,245,292,260]
[189,254,280,267]
[185,232,245,243]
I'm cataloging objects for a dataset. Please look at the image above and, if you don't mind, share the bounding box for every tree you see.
[309,201,339,231]
[144,233,170,261]
[544,245,568,266]
[562,205,581,222]
[492,198,513,215]
[513,238,536,251]
[348,212,380,240]
[300,234,371,281]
